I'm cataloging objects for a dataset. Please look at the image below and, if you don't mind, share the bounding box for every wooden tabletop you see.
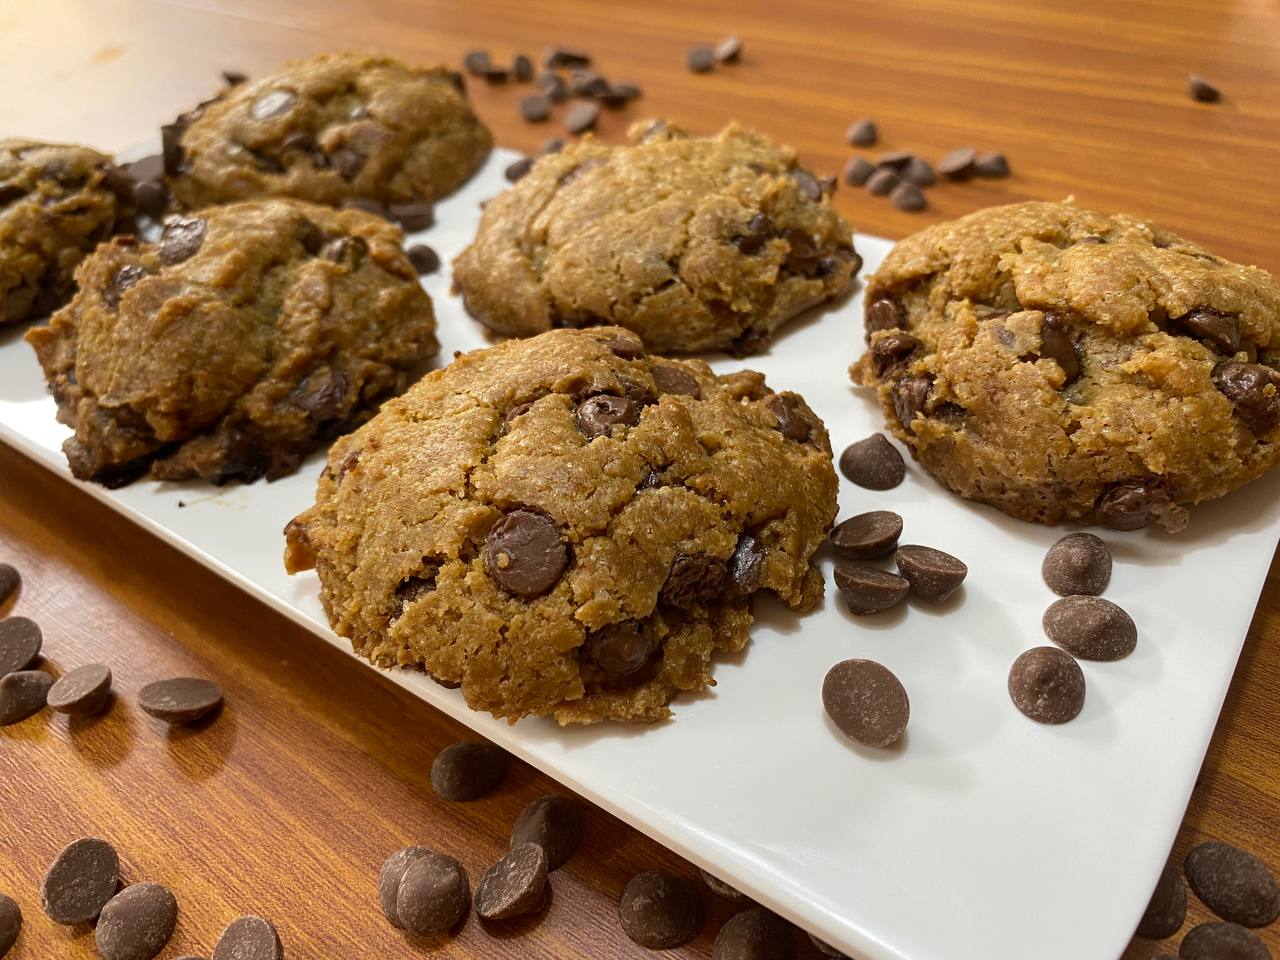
[1,1,1278,957]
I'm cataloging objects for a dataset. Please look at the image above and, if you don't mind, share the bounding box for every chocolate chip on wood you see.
[1042,596,1137,661]
[846,118,877,147]
[901,157,936,186]
[47,663,113,715]
[0,564,18,606]
[0,670,52,725]
[833,564,909,616]
[211,916,283,960]
[520,94,552,123]
[865,168,899,196]
[1179,921,1269,960]
[822,659,909,747]
[0,617,41,676]
[0,894,20,958]
[545,47,591,69]
[396,851,470,934]
[895,545,966,602]
[513,54,534,82]
[430,741,508,801]
[565,101,599,134]
[463,50,491,75]
[619,872,704,949]
[714,36,744,63]
[137,677,222,724]
[1135,861,1187,939]
[41,837,120,924]
[973,152,1010,177]
[687,45,715,73]
[700,870,752,904]
[1184,841,1280,928]
[475,842,548,920]
[378,847,428,928]
[95,883,178,960]
[1042,533,1112,597]
[712,907,793,960]
[890,182,926,212]
[1188,74,1222,103]
[842,157,875,187]
[938,147,977,179]
[839,433,905,489]
[511,795,584,870]
[1008,647,1085,724]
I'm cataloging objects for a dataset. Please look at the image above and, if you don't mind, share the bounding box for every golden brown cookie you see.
[26,198,438,487]
[284,327,838,724]
[852,201,1280,532]
[453,121,860,355]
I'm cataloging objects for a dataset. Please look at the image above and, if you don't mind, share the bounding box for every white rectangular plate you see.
[3,145,1278,960]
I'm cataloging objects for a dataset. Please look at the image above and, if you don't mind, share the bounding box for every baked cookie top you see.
[853,200,1280,531]
[452,120,860,355]
[0,139,136,325]
[26,198,438,487]
[284,326,838,724]
[168,53,492,209]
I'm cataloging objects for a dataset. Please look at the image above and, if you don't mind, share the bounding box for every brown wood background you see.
[1,0,1279,957]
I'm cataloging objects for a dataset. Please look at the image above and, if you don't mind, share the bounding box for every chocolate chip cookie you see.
[26,198,438,487]
[284,326,837,723]
[168,53,492,209]
[852,201,1280,531]
[453,120,860,355]
[1,139,135,325]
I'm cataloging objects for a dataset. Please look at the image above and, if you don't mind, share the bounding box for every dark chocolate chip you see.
[388,201,434,231]
[687,45,715,73]
[842,156,875,187]
[891,376,931,430]
[829,511,903,561]
[1037,315,1081,384]
[833,564,910,616]
[47,663,113,716]
[137,677,222,724]
[160,124,184,177]
[540,137,566,155]
[431,741,508,801]
[1185,841,1280,928]
[296,219,325,254]
[378,847,428,927]
[839,433,905,490]
[895,544,966,602]
[1096,483,1174,531]
[293,368,350,422]
[822,659,909,747]
[866,298,903,335]
[249,88,297,120]
[41,837,120,924]
[0,616,40,675]
[890,182,926,212]
[211,916,283,960]
[124,154,165,183]
[1179,922,1268,960]
[0,565,16,607]
[158,216,206,265]
[902,157,936,186]
[95,883,178,960]
[1212,362,1280,433]
[569,70,609,98]
[1008,647,1085,724]
[619,872,704,949]
[974,152,1010,177]
[727,534,766,596]
[1178,308,1241,354]
[475,843,548,920]
[538,72,569,102]
[545,48,591,69]
[651,364,701,398]
[791,169,822,202]
[331,147,365,179]
[320,235,368,267]
[1042,533,1112,597]
[280,130,315,153]
[407,244,440,275]
[575,395,640,439]
[876,151,914,170]
[0,893,19,957]
[715,36,744,63]
[104,264,145,309]
[870,330,922,377]
[584,621,654,677]
[601,329,646,358]
[938,147,977,179]
[865,168,899,196]
[1136,860,1187,939]
[1188,74,1222,103]
[511,795,584,870]
[846,118,877,147]
[766,394,813,442]
[700,871,752,904]
[565,101,599,134]
[135,180,168,219]
[734,212,774,254]
[396,851,470,935]
[520,94,552,123]
[513,54,535,82]
[0,670,51,725]
[713,908,793,960]
[222,70,247,86]
[1043,596,1137,661]
[600,82,642,107]
[464,50,491,75]
[505,156,533,182]
[661,554,728,608]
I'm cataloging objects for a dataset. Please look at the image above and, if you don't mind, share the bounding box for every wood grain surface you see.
[1,1,1278,957]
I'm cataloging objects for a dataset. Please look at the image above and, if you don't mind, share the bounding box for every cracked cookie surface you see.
[453,121,860,355]
[26,198,438,487]
[0,139,136,325]
[852,201,1280,531]
[169,53,492,209]
[284,326,837,724]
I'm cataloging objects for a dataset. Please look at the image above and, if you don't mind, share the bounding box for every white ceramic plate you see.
[3,144,1278,960]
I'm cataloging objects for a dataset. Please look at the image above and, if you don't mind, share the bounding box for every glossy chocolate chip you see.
[431,741,507,801]
[895,545,966,602]
[41,837,120,924]
[891,377,931,430]
[249,88,297,120]
[839,433,905,490]
[619,872,704,949]
[135,181,168,219]
[0,893,19,957]
[1096,483,1174,531]
[0,670,51,725]
[766,394,812,442]
[511,795,584,871]
[715,35,744,63]
[700,870,752,903]
[0,564,17,606]
[1136,860,1187,939]
[1179,922,1268,960]
[396,851,470,934]
[138,677,222,724]
[902,156,937,186]
[651,364,701,398]
[829,512,903,561]
[575,395,639,439]
[584,621,654,677]
[1185,841,1280,928]
[47,663,112,715]
[1042,533,1112,596]
[1008,647,1085,724]
[293,368,350,422]
[1212,362,1280,433]
[1179,308,1241,354]
[866,298,903,335]
[661,554,728,608]
[1037,315,1081,384]
[211,916,283,960]
[475,843,548,920]
[95,883,178,960]
[158,216,206,265]
[504,156,533,182]
[727,534,766,596]
[869,331,921,377]
[833,564,910,615]
[0,616,40,676]
[713,908,793,960]
[822,659,909,747]
[406,244,440,275]
[104,264,145,309]
[1043,596,1137,661]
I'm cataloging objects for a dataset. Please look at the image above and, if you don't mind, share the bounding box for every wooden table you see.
[1,1,1278,957]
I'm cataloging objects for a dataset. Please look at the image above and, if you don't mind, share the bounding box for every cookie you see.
[453,120,860,354]
[0,139,136,325]
[168,53,492,209]
[851,201,1280,531]
[26,198,437,487]
[284,327,837,723]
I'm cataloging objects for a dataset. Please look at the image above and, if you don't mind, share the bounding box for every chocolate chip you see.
[1212,362,1280,432]
[0,670,51,725]
[1042,596,1136,661]
[727,534,766,596]
[651,364,701,398]
[575,395,640,439]
[320,235,368,268]
[137,677,222,724]
[700,871,752,904]
[1037,315,1081,384]
[870,330,922,377]
[839,433,905,490]
[1188,74,1222,103]
[505,156,533,182]
[475,843,548,920]
[1136,860,1187,939]
[876,151,914,170]
[601,329,646,358]
[388,201,435,231]
[829,511,903,561]
[431,741,508,801]
[791,169,822,201]
[124,154,165,183]
[563,101,598,135]
[511,795,584,870]
[865,168,899,196]
[212,916,283,960]
[619,872,703,949]
[866,298,903,335]
[407,244,440,275]
[714,35,744,63]
[0,565,16,607]
[520,94,552,122]
[1185,841,1280,927]
[902,157,936,187]
[41,837,120,924]
[160,124,184,177]
[540,137,566,155]
[974,152,1010,177]
[342,198,386,219]
[822,659,909,747]
[584,621,654,677]
[1008,647,1085,724]
[687,45,715,73]
[1040,534,1110,598]
[0,616,40,676]
[1180,922,1268,960]
[95,883,178,960]
[661,554,728,608]
[734,212,774,254]
[842,156,875,187]
[104,264,145,309]
[396,851,470,935]
[464,50,491,74]
[280,131,314,154]
[713,908,792,960]
[809,932,847,957]
[134,180,169,220]
[293,368,350,422]
[545,47,591,69]
[601,82,642,107]
[895,545,966,602]
[222,69,247,86]
[0,894,19,957]
[538,72,569,102]
[846,118,877,147]
[891,376,931,430]
[158,216,206,265]
[47,663,112,715]
[833,564,910,616]
[513,54,534,82]
[766,394,813,442]
[938,147,977,179]
[1177,308,1241,354]
[331,147,365,179]
[378,847,427,927]
[1096,483,1175,531]
[569,70,608,98]
[296,219,324,255]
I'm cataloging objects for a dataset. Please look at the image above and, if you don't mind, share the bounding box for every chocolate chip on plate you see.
[1188,74,1222,103]
[714,36,744,63]
[1042,533,1112,597]
[484,510,567,597]
[431,741,508,801]
[387,201,434,231]
[687,45,715,73]
[137,677,222,724]
[1042,595,1136,661]
[713,907,792,960]
[700,870,752,904]
[520,94,552,123]
[839,433,905,490]
[511,795,584,870]
[47,663,113,716]
[0,564,17,606]
[212,916,283,960]
[1184,840,1280,928]
[95,883,178,960]
[833,564,910,616]
[158,215,206,265]
[938,147,977,179]
[846,118,877,147]
[1179,921,1269,960]
[895,545,966,602]
[865,168,899,196]
[1135,860,1187,939]
[974,152,1010,177]
[565,101,599,135]
[475,842,548,920]
[0,671,52,725]
[505,156,534,182]
[619,872,704,949]
[842,156,875,187]
[396,851,470,934]
[822,659,909,747]
[829,511,904,561]
[0,616,41,676]
[890,181,926,212]
[41,837,120,924]
[809,932,847,957]
[406,244,441,275]
[0,893,19,958]
[1007,647,1085,724]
